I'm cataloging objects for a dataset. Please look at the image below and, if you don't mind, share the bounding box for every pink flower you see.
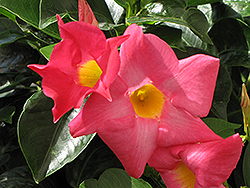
[148,134,243,187]
[69,24,223,178]
[28,15,128,122]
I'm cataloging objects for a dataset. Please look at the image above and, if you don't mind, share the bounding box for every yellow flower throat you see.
[129,84,165,119]
[78,60,102,88]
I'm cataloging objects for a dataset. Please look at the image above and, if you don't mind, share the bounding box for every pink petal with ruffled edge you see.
[148,134,242,188]
[28,16,128,122]
[69,76,158,178]
[120,24,179,89]
[169,54,220,117]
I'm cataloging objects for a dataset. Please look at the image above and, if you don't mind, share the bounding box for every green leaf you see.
[243,144,250,186]
[18,91,95,183]
[211,2,242,23]
[183,8,212,44]
[65,135,123,187]
[187,0,220,6]
[209,18,250,67]
[224,0,250,18]
[202,117,241,138]
[79,168,152,188]
[128,8,212,44]
[0,106,15,124]
[0,166,35,188]
[39,43,56,60]
[144,24,185,51]
[0,30,26,47]
[211,64,232,120]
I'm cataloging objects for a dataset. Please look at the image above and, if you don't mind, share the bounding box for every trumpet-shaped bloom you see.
[69,24,222,178]
[28,15,128,122]
[148,134,243,187]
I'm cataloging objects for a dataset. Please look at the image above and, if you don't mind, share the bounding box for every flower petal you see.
[169,54,220,117]
[59,20,106,59]
[120,24,179,89]
[28,65,87,122]
[178,134,243,187]
[98,116,158,178]
[69,76,133,136]
[157,99,222,147]
[96,35,130,101]
[149,134,242,188]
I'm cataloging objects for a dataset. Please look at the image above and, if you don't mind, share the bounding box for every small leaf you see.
[79,168,152,188]
[39,43,57,60]
[202,117,241,138]
[18,91,95,183]
[0,106,15,124]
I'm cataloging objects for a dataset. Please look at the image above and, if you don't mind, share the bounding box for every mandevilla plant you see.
[0,0,250,188]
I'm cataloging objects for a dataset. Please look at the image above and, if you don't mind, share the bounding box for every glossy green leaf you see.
[243,144,250,186]
[39,43,57,60]
[211,2,242,23]
[0,7,16,21]
[0,106,15,124]
[209,18,250,67]
[187,0,220,6]
[79,168,152,188]
[0,30,26,47]
[202,117,241,138]
[211,64,232,120]
[224,0,250,18]
[144,24,185,51]
[18,91,95,183]
[65,135,123,187]
[0,166,35,188]
[128,8,212,44]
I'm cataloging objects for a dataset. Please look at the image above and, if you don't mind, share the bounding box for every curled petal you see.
[168,54,220,117]
[78,0,98,27]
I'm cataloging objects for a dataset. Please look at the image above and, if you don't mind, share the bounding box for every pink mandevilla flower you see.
[69,24,242,181]
[28,15,128,122]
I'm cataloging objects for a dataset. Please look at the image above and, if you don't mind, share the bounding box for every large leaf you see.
[128,4,212,44]
[224,0,250,18]
[211,64,232,120]
[202,117,241,139]
[65,135,123,187]
[79,168,152,188]
[144,24,185,50]
[0,166,36,188]
[209,18,250,67]
[18,91,95,183]
[39,43,56,60]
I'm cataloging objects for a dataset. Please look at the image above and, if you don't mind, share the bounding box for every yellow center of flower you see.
[78,60,102,88]
[129,84,165,119]
[174,162,196,187]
